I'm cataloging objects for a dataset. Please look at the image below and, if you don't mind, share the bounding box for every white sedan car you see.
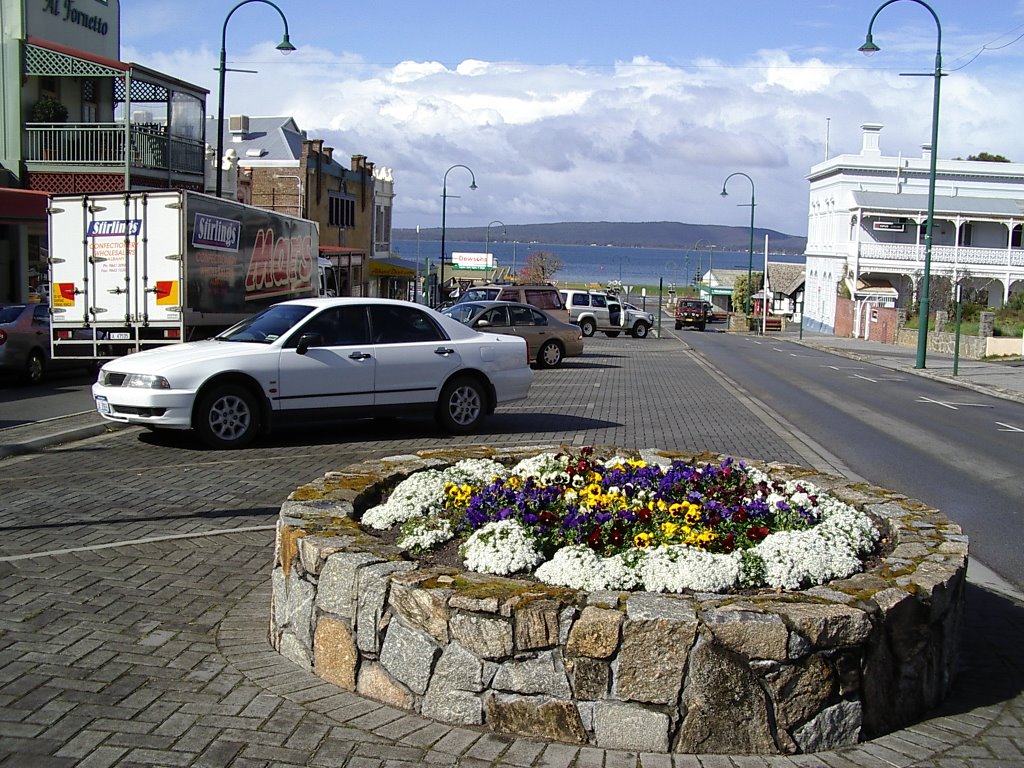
[92,298,533,449]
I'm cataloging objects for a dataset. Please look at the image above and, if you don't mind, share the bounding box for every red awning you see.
[0,188,49,222]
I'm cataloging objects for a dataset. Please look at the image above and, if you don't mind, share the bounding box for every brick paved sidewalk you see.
[1,527,1021,767]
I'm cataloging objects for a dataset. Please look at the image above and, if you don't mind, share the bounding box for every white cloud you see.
[122,36,1024,236]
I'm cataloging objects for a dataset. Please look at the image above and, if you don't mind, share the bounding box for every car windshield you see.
[441,303,483,325]
[0,305,27,323]
[215,304,315,343]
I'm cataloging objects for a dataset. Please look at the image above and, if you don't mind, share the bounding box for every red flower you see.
[638,506,653,522]
[722,533,736,553]
[540,511,558,524]
[747,525,770,541]
[733,510,747,523]
[587,526,603,548]
[609,526,624,546]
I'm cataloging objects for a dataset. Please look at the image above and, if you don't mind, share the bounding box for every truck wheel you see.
[604,331,620,337]
[537,340,563,369]
[632,322,650,339]
[437,376,486,434]
[25,350,45,385]
[195,384,259,449]
[698,323,706,332]
[579,318,596,337]
[674,320,682,330]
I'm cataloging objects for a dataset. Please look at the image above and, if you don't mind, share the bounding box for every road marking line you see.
[0,524,277,562]
[916,396,994,410]
[851,373,878,383]
[825,365,865,370]
[996,422,1024,433]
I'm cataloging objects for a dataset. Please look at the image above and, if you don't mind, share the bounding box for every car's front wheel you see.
[579,318,596,337]
[195,384,260,449]
[674,320,682,330]
[25,350,45,384]
[537,340,564,368]
[632,322,650,339]
[437,376,486,433]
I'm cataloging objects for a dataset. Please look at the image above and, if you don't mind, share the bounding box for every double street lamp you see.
[720,173,756,315]
[860,0,943,370]
[691,238,711,293]
[439,164,477,306]
[485,220,506,265]
[215,0,296,199]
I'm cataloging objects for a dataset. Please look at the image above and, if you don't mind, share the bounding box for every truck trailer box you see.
[48,190,320,360]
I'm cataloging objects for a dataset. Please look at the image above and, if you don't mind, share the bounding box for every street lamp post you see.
[439,164,477,306]
[860,0,942,370]
[485,220,506,275]
[215,0,296,199]
[720,173,756,315]
[691,238,711,295]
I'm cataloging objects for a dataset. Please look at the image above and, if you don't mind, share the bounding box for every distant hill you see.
[392,221,807,254]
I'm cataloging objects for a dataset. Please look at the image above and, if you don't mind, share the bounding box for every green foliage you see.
[518,250,563,283]
[731,272,763,315]
[29,96,68,123]
[965,152,1011,163]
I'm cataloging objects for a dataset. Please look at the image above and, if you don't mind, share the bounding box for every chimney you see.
[351,154,366,171]
[323,146,333,162]
[921,143,932,162]
[860,123,883,157]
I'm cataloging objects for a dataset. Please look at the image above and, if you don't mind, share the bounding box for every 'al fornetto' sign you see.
[30,0,119,60]
[451,252,493,270]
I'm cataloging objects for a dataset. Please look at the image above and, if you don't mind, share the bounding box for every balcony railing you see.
[24,123,204,175]
[860,241,1024,269]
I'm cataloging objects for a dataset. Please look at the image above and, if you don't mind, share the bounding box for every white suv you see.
[559,290,651,338]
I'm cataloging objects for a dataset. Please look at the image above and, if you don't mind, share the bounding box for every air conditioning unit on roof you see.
[228,115,249,134]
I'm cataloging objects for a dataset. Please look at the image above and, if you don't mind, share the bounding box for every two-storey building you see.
[803,123,1024,333]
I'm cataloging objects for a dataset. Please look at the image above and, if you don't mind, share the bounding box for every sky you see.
[120,1,1024,237]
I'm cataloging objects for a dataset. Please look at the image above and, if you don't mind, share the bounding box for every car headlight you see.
[125,373,171,389]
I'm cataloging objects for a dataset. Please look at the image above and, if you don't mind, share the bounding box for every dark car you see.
[0,303,52,384]
[674,299,707,331]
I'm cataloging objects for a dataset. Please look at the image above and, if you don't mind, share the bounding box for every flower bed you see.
[270,446,967,755]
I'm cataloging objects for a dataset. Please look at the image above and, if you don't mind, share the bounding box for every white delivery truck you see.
[48,190,330,362]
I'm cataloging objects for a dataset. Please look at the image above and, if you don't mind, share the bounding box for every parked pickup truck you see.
[674,298,707,331]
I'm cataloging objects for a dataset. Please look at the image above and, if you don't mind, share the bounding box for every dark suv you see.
[674,299,707,331]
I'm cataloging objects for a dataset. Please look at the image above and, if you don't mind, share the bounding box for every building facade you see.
[205,116,400,298]
[803,123,1024,333]
[1,0,207,301]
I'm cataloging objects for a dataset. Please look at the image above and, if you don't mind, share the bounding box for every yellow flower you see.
[634,532,655,548]
[684,503,703,525]
[656,499,669,512]
[506,476,522,490]
[660,521,679,538]
[668,502,685,518]
[582,483,603,501]
[627,458,647,468]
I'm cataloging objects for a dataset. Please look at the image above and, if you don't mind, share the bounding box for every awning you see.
[0,188,49,222]
[369,256,418,278]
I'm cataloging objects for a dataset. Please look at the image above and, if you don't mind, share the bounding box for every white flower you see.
[754,529,862,589]
[461,520,542,576]
[362,458,505,530]
[534,545,640,591]
[635,545,741,593]
[397,517,454,552]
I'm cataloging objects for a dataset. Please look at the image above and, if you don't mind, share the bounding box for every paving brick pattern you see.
[1,335,1021,766]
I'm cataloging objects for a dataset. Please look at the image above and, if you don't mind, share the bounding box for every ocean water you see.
[392,239,804,287]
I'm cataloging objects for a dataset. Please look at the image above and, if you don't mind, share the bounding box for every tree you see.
[518,250,563,283]
[731,272,763,315]
[955,152,1011,163]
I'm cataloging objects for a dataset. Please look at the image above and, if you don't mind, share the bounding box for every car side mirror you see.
[296,332,323,355]
[474,319,490,328]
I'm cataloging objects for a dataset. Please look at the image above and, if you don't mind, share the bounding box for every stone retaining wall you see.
[270,447,968,755]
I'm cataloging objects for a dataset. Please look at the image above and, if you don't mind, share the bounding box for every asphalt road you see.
[684,328,1024,593]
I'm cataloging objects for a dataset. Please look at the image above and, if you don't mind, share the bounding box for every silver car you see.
[442,301,584,368]
[0,303,51,384]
